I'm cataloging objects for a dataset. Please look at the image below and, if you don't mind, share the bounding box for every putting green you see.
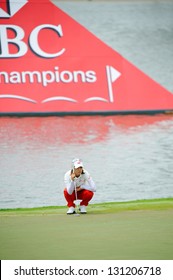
[0,198,173,260]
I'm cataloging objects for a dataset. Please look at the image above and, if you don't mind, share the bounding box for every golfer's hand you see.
[71,173,76,181]
[76,186,82,192]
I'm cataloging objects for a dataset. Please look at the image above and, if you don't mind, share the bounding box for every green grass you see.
[0,197,173,216]
[0,198,173,260]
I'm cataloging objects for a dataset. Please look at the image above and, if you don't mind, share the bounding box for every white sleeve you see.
[82,171,96,192]
[64,171,75,195]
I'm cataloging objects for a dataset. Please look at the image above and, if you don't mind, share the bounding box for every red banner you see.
[0,0,173,115]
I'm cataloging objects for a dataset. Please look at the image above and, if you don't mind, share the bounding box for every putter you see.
[74,185,82,216]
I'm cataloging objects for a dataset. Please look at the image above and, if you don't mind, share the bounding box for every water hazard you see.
[0,114,173,209]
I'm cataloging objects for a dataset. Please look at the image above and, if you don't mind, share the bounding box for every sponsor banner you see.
[0,0,173,114]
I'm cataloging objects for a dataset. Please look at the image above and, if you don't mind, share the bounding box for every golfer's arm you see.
[88,177,96,192]
[64,178,75,195]
[82,177,96,192]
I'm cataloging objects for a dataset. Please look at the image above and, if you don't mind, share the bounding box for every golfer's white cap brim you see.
[73,159,83,169]
[74,163,83,168]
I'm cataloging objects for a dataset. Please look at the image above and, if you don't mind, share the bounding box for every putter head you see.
[74,213,80,217]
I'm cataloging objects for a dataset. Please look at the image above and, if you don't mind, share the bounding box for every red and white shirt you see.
[64,169,96,195]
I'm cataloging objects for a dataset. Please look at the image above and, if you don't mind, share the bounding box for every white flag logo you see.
[106,65,121,103]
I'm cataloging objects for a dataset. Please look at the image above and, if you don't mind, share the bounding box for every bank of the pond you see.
[0,198,173,216]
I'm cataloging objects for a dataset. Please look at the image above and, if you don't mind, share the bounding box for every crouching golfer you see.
[64,158,96,214]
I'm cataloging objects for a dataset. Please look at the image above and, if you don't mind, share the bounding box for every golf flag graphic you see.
[0,0,173,115]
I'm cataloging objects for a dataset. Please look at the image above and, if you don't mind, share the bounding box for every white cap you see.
[72,158,84,169]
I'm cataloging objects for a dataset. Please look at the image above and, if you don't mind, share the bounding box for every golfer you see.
[64,158,96,214]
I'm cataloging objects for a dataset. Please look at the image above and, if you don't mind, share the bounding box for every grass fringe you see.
[0,197,173,216]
